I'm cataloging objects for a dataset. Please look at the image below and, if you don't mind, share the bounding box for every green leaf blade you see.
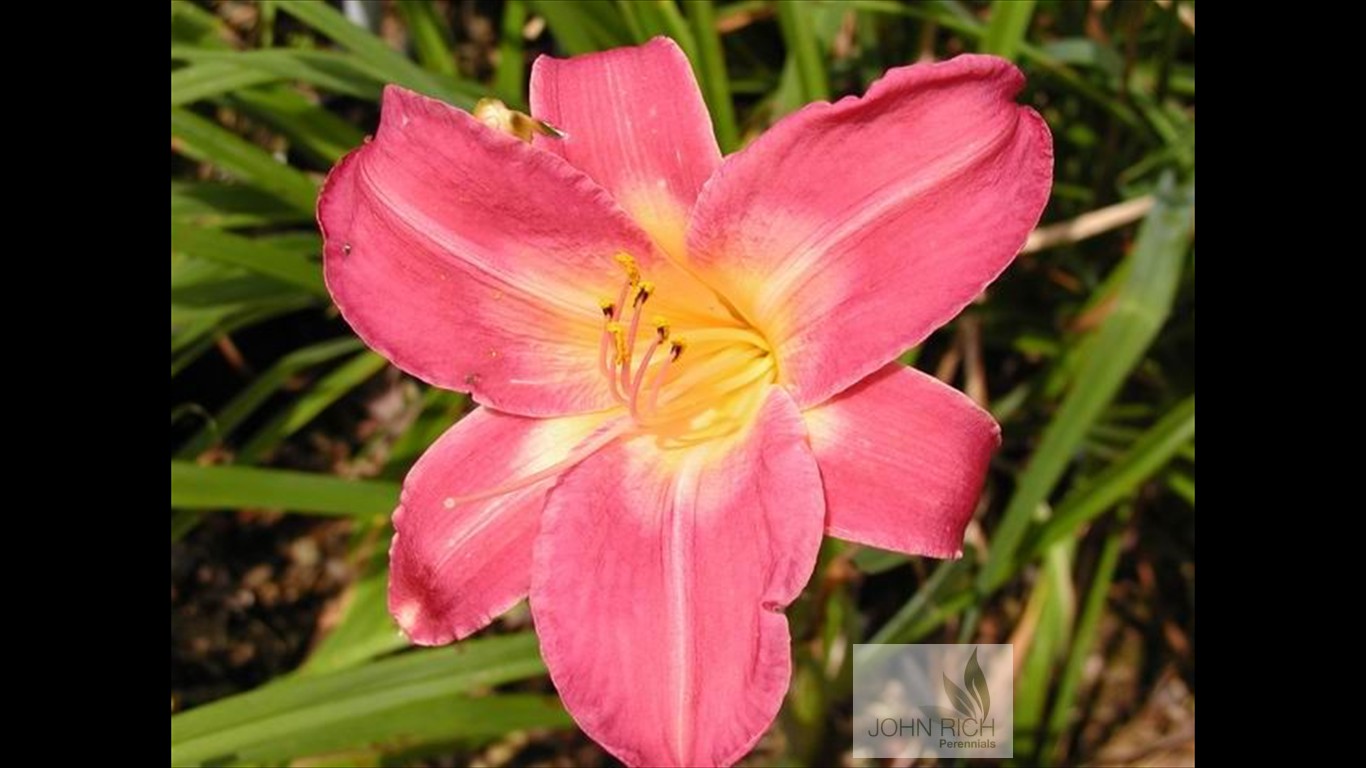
[169,462,399,518]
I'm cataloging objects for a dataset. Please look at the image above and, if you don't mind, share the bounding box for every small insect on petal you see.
[473,98,565,144]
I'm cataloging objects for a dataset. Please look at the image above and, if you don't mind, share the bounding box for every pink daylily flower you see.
[318,38,1051,768]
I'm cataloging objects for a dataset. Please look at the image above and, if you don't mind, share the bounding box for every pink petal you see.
[531,37,720,258]
[531,388,824,767]
[320,86,713,418]
[804,365,1000,558]
[389,406,611,645]
[687,55,1053,407]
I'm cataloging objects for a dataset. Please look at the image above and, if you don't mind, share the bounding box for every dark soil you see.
[170,512,352,713]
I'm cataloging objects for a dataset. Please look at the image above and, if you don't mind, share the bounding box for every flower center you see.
[429,253,777,510]
[599,252,777,447]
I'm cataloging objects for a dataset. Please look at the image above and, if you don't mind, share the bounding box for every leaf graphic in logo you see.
[964,647,990,720]
[943,673,977,719]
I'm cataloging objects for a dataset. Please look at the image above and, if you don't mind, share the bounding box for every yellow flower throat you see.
[598,252,776,447]
[435,253,778,509]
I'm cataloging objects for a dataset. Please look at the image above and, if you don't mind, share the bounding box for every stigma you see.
[597,252,776,446]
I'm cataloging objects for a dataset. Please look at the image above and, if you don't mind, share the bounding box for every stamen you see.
[597,265,648,405]
[627,337,661,421]
[608,322,627,366]
[633,343,727,414]
[634,281,655,307]
[614,252,642,286]
[645,338,686,413]
[618,282,653,392]
[598,320,624,403]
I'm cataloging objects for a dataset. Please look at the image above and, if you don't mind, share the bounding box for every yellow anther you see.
[669,337,687,361]
[614,252,642,286]
[653,316,671,341]
[473,98,564,143]
[608,322,627,365]
[599,298,616,318]
[634,281,655,307]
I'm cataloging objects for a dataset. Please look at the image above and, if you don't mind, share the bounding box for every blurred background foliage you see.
[170,1,1194,765]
